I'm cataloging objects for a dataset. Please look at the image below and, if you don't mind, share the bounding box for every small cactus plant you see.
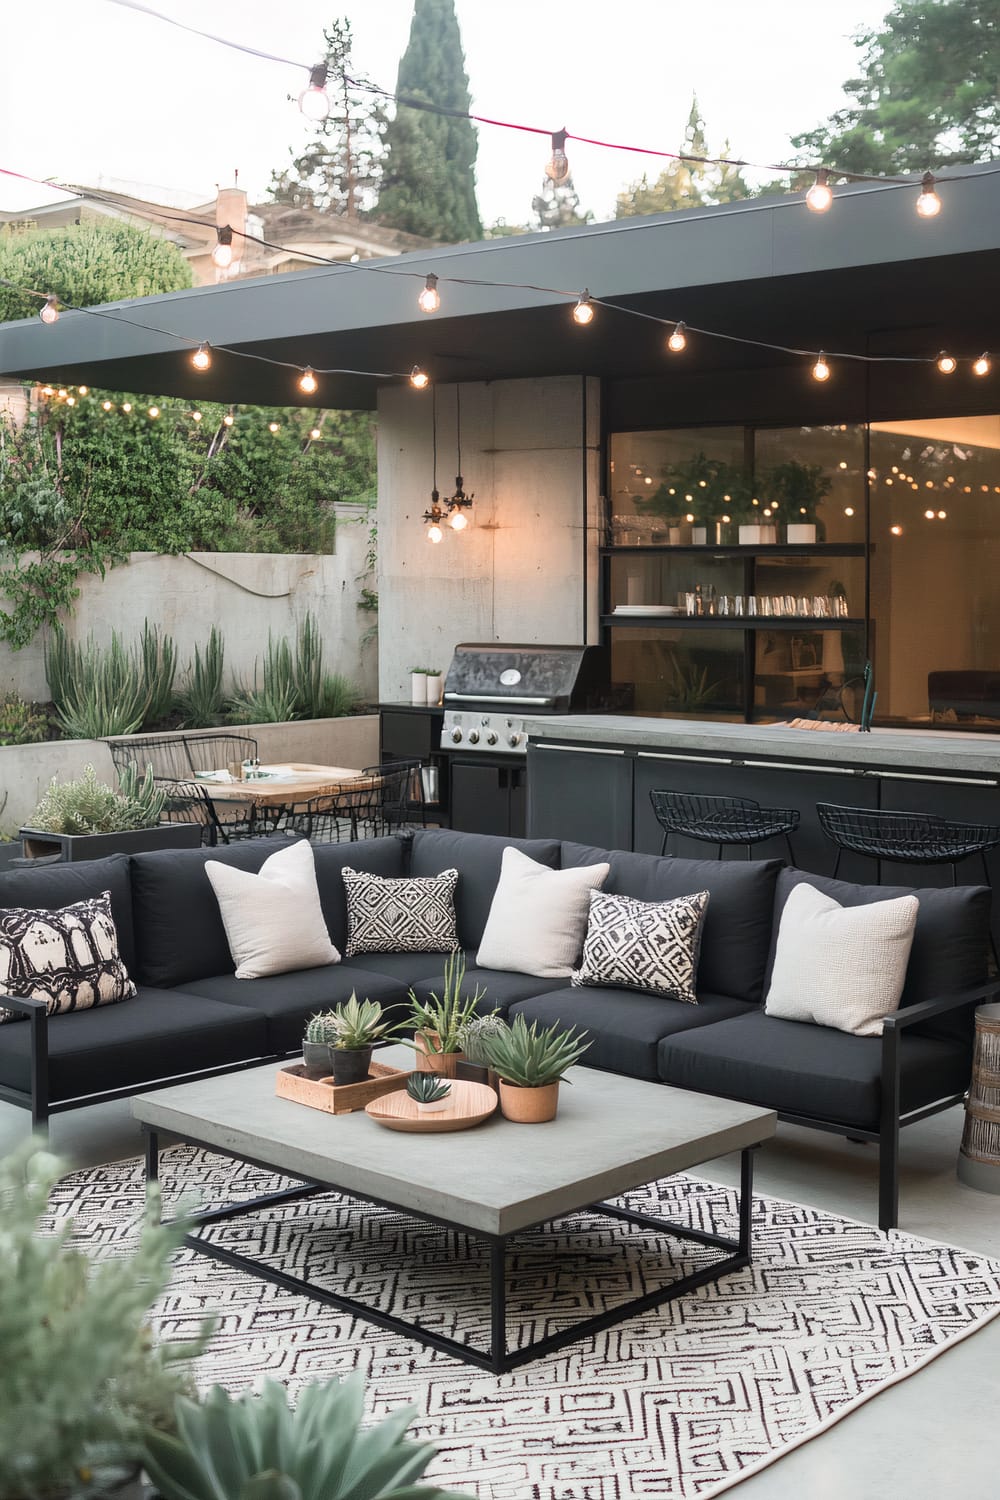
[406,1072,452,1105]
[458,1012,508,1066]
[304,1011,340,1046]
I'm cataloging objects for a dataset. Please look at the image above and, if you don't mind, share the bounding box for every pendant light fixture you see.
[422,386,445,543]
[446,386,474,531]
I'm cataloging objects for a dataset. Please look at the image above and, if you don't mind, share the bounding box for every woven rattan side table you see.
[958,1003,1000,1194]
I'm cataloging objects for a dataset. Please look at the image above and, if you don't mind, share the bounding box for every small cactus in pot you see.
[302,1011,339,1079]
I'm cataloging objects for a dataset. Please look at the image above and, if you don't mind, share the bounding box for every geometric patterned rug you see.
[49,1147,1000,1500]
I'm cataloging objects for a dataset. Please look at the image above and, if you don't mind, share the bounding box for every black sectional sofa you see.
[0,828,994,1230]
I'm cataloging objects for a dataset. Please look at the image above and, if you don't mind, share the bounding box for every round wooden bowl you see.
[365,1078,497,1133]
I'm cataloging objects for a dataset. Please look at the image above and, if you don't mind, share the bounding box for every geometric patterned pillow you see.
[0,890,137,1024]
[571,888,710,1004]
[342,867,460,957]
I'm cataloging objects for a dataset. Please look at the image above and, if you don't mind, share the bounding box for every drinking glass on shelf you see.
[717,594,731,617]
[685,591,697,616]
[797,596,811,616]
[733,594,745,616]
[747,595,758,617]
[812,595,828,618]
[759,596,772,616]
[834,594,849,617]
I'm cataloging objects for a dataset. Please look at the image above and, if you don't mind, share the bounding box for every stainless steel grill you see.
[440,643,610,756]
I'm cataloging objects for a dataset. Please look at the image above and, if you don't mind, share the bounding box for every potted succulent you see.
[329,993,396,1085]
[302,1011,339,1079]
[143,1371,474,1500]
[19,764,201,863]
[0,1140,208,1500]
[408,951,486,1078]
[480,1014,592,1123]
[457,1012,508,1087]
[406,1072,453,1113]
[424,667,444,706]
[409,665,429,704]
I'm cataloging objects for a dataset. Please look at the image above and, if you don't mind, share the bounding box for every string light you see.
[973,353,992,377]
[890,524,903,535]
[78,386,88,396]
[192,343,211,371]
[844,506,855,516]
[148,405,159,418]
[299,62,330,122]
[806,170,833,213]
[409,366,430,389]
[298,366,318,394]
[938,510,947,518]
[101,400,112,411]
[192,410,202,422]
[122,402,132,412]
[39,295,59,325]
[223,413,234,426]
[572,291,595,325]
[667,322,687,353]
[65,395,75,406]
[450,509,468,531]
[936,351,957,374]
[41,386,54,396]
[418,273,440,314]
[211,226,234,270]
[916,171,942,217]
[545,129,570,184]
[309,426,321,439]
[924,508,935,519]
[427,518,443,544]
[268,421,280,432]
[812,352,831,382]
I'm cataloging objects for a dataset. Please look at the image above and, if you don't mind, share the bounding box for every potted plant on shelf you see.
[480,1014,591,1123]
[424,667,444,706]
[642,453,752,545]
[19,764,201,863]
[406,1072,453,1113]
[328,992,396,1085]
[408,951,486,1078]
[759,460,832,543]
[409,665,428,705]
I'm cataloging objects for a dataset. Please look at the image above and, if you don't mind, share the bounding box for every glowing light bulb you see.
[938,510,947,519]
[41,385,54,396]
[450,509,468,531]
[418,274,440,314]
[572,291,595,325]
[806,170,833,213]
[427,523,443,544]
[936,351,957,374]
[299,63,330,121]
[844,506,855,516]
[192,411,202,422]
[122,402,132,413]
[812,352,831,382]
[838,460,848,469]
[916,171,941,218]
[310,427,321,440]
[644,476,652,485]
[409,366,430,390]
[685,513,695,523]
[973,353,991,377]
[924,508,935,519]
[78,386,88,396]
[268,422,280,433]
[148,406,159,418]
[667,322,687,353]
[223,413,234,426]
[192,343,211,371]
[211,226,234,270]
[890,524,903,535]
[102,400,112,411]
[545,129,570,183]
[57,389,67,399]
[65,396,75,406]
[298,367,318,394]
[39,295,59,324]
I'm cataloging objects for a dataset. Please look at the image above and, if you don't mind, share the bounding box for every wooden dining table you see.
[191,762,376,808]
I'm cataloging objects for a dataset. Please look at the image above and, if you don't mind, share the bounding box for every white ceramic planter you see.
[739,524,778,545]
[691,527,708,546]
[416,1096,450,1113]
[411,672,427,705]
[786,523,817,544]
[424,673,443,706]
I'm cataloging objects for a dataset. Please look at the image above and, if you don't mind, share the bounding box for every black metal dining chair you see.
[650,790,799,863]
[360,759,425,833]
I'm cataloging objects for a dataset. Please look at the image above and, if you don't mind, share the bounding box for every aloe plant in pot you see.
[407,951,486,1078]
[480,1014,592,1123]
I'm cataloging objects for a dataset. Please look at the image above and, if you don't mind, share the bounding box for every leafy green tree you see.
[615,98,751,217]
[792,0,1000,174]
[0,219,191,321]
[377,0,482,241]
[270,19,386,217]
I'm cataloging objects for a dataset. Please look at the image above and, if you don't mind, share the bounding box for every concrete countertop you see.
[522,714,1000,776]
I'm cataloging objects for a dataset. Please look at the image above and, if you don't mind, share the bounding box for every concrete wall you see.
[376,375,601,699]
[0,714,379,832]
[0,502,377,704]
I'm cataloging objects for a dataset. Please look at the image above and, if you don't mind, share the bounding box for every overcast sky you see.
[0,0,893,227]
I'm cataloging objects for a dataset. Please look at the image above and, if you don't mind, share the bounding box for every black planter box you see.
[18,823,203,862]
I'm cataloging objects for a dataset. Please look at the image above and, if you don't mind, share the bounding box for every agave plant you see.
[406,1072,452,1104]
[328,992,396,1050]
[178,626,226,728]
[479,1014,591,1088]
[142,1373,474,1500]
[408,951,486,1055]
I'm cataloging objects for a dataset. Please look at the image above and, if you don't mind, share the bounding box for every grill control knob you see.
[450,727,463,742]
[467,729,480,744]
[508,733,521,748]
[486,731,498,745]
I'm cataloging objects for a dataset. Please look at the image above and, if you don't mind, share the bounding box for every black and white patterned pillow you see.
[342,867,460,956]
[571,888,709,1003]
[0,890,136,1024]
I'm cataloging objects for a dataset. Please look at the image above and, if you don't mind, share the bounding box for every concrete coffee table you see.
[133,1047,775,1373]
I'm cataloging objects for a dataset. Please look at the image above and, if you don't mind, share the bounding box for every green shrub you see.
[177,625,226,728]
[0,693,49,746]
[139,619,177,727]
[46,628,152,739]
[228,613,358,724]
[29,763,166,834]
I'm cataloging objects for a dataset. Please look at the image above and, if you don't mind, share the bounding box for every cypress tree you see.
[377,0,482,242]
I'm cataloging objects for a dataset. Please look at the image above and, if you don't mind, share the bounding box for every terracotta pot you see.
[414,1032,463,1077]
[302,1040,332,1079]
[330,1045,373,1085]
[498,1079,560,1123]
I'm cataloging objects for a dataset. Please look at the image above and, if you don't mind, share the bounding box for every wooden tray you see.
[365,1078,498,1133]
[275,1061,410,1115]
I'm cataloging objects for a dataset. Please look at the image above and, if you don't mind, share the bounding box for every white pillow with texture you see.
[205,840,340,980]
[764,882,918,1037]
[476,847,610,978]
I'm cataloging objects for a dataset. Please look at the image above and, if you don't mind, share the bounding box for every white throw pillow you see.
[476,847,610,978]
[205,840,340,980]
[764,882,918,1037]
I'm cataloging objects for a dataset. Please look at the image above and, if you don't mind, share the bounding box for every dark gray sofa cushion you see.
[0,854,137,975]
[560,842,781,1005]
[0,987,265,1102]
[766,868,990,1044]
[340,951,474,984]
[407,967,567,1019]
[409,830,561,949]
[179,967,410,1052]
[658,1010,971,1130]
[510,989,754,1081]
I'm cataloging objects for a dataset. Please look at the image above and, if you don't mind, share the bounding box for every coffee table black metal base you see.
[145,1129,759,1373]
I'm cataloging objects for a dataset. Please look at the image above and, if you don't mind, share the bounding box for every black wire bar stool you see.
[650,791,800,864]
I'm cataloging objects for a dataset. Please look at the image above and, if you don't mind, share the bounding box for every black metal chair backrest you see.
[154,778,218,845]
[361,759,424,828]
[109,734,192,782]
[816,802,1000,863]
[183,733,259,776]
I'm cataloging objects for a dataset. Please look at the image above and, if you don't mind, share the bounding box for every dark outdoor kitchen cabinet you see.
[526,742,633,850]
[449,760,526,839]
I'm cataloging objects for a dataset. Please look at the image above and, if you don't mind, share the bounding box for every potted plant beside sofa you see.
[408,951,486,1078]
[327,992,397,1085]
[19,764,201,862]
[481,1014,591,1123]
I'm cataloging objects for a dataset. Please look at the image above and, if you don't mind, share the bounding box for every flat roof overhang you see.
[2,169,999,410]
